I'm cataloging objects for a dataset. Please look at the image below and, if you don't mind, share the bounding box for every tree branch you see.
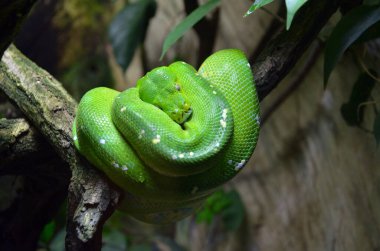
[0,118,56,175]
[252,0,341,101]
[0,45,120,251]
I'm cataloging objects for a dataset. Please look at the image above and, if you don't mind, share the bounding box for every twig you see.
[260,6,285,23]
[355,47,380,83]
[252,0,341,101]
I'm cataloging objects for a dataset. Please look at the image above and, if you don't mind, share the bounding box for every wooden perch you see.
[0,46,120,250]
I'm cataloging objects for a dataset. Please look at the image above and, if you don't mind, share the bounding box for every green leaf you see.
[340,72,375,127]
[196,190,231,224]
[324,5,380,84]
[39,220,56,244]
[195,189,245,231]
[160,0,220,60]
[285,0,308,30]
[244,0,274,17]
[108,0,156,71]
[221,190,245,231]
[374,113,380,146]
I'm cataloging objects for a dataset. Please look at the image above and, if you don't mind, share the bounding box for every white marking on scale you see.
[73,135,78,141]
[120,107,126,112]
[235,163,244,171]
[172,155,177,160]
[138,129,145,139]
[222,109,228,120]
[254,114,260,125]
[152,135,161,144]
[213,91,217,94]
[189,152,194,156]
[220,119,227,128]
[235,160,246,171]
[121,165,128,171]
[179,153,185,158]
[100,139,106,144]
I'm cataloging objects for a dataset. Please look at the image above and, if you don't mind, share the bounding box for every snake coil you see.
[73,49,260,223]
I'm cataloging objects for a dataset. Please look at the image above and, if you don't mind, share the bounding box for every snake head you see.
[137,67,192,125]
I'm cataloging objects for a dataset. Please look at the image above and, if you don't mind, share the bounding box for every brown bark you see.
[252,0,341,101]
[0,46,120,251]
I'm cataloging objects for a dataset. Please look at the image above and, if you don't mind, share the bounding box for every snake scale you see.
[72,49,260,224]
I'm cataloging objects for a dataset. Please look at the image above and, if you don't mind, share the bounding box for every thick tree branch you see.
[0,46,120,250]
[0,118,55,174]
[252,0,341,101]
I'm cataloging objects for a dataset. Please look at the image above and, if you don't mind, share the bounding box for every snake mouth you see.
[182,108,192,124]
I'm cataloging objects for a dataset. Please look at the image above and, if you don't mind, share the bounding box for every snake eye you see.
[183,102,190,111]
[175,84,181,91]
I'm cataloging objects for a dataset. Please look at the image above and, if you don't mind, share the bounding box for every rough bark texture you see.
[251,0,341,100]
[0,118,56,175]
[0,46,120,250]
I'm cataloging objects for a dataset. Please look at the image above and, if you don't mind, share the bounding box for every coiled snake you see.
[72,49,260,223]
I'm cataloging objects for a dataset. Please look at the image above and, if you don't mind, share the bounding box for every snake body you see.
[72,49,260,223]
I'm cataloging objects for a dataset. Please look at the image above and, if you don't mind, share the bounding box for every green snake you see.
[72,49,260,224]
